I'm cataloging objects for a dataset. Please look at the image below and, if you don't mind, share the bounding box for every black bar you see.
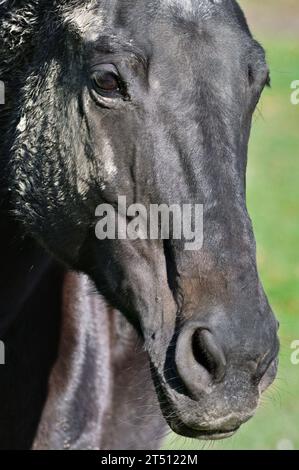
[0,450,297,466]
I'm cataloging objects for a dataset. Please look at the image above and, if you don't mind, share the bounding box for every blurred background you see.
[164,0,299,450]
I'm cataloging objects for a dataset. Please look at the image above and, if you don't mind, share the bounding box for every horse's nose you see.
[175,322,227,399]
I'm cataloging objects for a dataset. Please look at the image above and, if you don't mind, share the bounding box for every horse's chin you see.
[170,422,239,440]
[150,361,259,441]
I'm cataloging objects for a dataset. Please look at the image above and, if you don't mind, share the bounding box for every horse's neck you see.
[33,272,164,450]
[0,209,60,334]
[0,209,66,449]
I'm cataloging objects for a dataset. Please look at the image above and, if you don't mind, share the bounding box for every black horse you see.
[0,0,279,450]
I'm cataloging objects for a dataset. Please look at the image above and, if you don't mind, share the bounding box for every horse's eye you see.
[91,64,121,96]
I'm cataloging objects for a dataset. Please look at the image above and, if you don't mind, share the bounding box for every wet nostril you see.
[192,329,227,382]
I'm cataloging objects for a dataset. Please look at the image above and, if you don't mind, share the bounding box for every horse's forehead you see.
[165,0,224,17]
[64,0,225,39]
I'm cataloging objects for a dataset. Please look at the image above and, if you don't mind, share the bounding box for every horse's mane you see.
[0,0,40,70]
[0,1,41,170]
[0,0,90,132]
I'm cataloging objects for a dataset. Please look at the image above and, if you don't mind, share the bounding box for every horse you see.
[0,0,279,450]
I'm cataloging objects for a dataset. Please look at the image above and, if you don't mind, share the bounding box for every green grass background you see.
[164,0,299,450]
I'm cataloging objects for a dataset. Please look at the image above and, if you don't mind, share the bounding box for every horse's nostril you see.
[192,329,227,383]
[175,324,227,400]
